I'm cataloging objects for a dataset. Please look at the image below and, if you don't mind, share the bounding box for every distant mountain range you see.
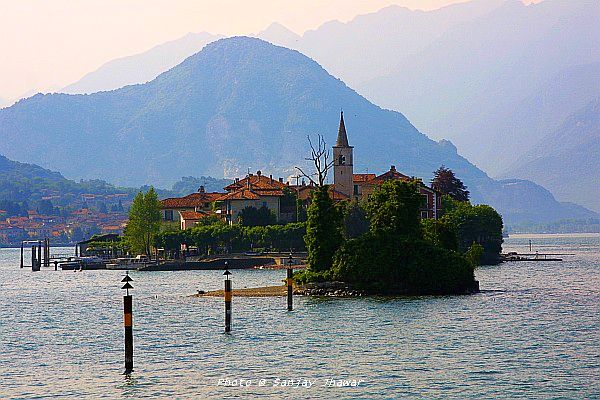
[357,0,599,175]
[502,98,600,213]
[0,153,230,208]
[0,154,128,205]
[39,0,598,214]
[62,32,222,94]
[0,36,595,227]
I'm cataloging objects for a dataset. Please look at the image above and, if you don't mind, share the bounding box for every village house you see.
[216,171,287,224]
[160,186,224,229]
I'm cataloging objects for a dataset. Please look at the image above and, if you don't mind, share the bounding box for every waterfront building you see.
[216,171,286,224]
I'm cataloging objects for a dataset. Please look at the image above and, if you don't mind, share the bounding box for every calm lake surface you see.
[1,234,598,399]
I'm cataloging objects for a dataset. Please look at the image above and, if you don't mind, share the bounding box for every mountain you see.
[475,62,600,173]
[0,153,129,205]
[501,98,600,213]
[62,32,222,94]
[0,36,595,226]
[358,0,600,173]
[265,0,505,87]
[257,23,302,49]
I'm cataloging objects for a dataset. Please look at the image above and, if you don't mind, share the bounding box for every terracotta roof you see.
[161,192,224,208]
[224,174,286,191]
[353,173,376,183]
[216,189,262,201]
[371,166,411,183]
[179,210,210,220]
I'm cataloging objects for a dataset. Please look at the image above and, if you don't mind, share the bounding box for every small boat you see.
[106,255,154,270]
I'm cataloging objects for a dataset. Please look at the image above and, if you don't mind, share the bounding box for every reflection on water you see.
[0,234,598,399]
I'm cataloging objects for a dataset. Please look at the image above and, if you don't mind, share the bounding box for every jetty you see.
[501,252,573,262]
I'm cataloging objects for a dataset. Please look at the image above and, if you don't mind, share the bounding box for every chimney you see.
[235,178,239,184]
[269,174,273,183]
[390,165,396,172]
[257,170,261,177]
[198,185,205,193]
[279,177,283,183]
[247,179,251,190]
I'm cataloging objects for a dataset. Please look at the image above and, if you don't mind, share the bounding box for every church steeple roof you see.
[335,111,350,147]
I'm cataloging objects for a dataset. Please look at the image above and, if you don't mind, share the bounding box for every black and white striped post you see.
[31,245,37,271]
[121,272,134,373]
[224,264,232,333]
[286,254,293,311]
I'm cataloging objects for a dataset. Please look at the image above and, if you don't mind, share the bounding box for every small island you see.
[162,116,504,297]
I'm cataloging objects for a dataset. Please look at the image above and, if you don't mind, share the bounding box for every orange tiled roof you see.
[224,174,286,191]
[353,173,376,183]
[161,192,224,208]
[216,189,262,201]
[179,210,210,220]
[371,167,411,183]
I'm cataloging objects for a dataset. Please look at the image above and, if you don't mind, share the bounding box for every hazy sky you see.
[0,0,541,101]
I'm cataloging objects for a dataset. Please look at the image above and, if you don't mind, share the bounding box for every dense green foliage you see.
[332,235,474,294]
[155,222,307,256]
[465,242,485,267]
[422,218,459,251]
[305,185,343,272]
[342,200,369,239]
[124,188,162,255]
[365,180,424,238]
[238,205,277,227]
[329,180,475,294]
[442,196,503,264]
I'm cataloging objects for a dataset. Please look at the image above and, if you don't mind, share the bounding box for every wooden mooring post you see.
[121,272,134,373]
[286,254,294,311]
[224,266,232,333]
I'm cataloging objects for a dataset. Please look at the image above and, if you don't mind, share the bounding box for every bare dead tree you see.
[295,134,334,187]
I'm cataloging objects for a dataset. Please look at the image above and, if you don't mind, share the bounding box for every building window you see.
[165,210,174,221]
[353,185,359,196]
[421,211,429,219]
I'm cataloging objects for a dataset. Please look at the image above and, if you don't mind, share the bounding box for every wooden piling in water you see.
[224,269,232,333]
[37,241,42,270]
[121,273,134,373]
[287,267,293,311]
[123,295,133,373]
[31,245,36,271]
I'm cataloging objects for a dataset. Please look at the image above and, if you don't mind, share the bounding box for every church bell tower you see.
[333,111,353,198]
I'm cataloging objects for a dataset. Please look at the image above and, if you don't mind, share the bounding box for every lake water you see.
[1,234,598,399]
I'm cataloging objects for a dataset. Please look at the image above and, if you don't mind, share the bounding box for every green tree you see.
[465,242,484,267]
[365,180,424,239]
[305,185,343,272]
[238,205,277,226]
[431,165,470,202]
[125,188,162,256]
[343,200,369,239]
[442,196,503,264]
[422,218,458,251]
